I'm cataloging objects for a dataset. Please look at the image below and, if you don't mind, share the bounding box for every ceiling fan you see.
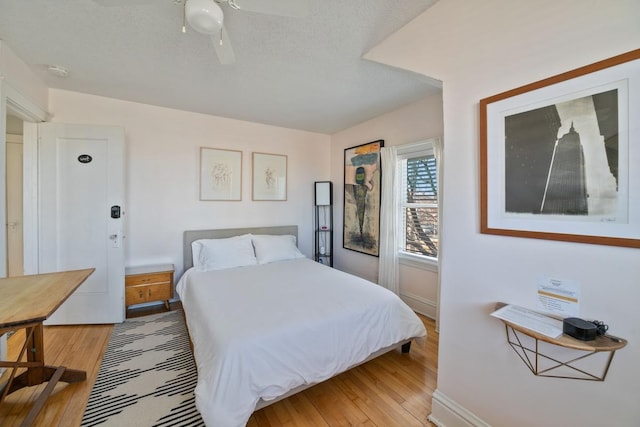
[94,0,310,65]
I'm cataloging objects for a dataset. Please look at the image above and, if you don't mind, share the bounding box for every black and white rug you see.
[81,310,205,426]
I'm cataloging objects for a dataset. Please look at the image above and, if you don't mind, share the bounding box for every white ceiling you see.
[0,0,441,134]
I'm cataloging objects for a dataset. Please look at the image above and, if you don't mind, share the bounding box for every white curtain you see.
[378,146,400,295]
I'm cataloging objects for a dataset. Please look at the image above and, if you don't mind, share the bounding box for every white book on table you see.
[491,304,563,339]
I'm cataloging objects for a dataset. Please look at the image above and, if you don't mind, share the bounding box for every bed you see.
[176,225,427,427]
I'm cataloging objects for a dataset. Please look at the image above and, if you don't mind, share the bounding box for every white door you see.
[39,123,125,324]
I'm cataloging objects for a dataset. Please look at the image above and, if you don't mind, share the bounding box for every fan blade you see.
[230,0,310,17]
[212,26,236,65]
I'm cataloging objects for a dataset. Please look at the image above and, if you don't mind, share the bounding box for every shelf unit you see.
[494,302,627,381]
[314,181,333,267]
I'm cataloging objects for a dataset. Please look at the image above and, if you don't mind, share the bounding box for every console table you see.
[0,268,95,426]
[493,302,627,381]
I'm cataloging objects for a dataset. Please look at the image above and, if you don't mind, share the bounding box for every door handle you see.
[109,231,122,248]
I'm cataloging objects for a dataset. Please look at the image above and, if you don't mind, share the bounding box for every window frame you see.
[396,139,439,271]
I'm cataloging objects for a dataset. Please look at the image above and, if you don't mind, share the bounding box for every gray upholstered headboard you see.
[183,225,299,270]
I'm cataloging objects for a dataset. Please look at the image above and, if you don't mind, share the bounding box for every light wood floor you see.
[1,303,438,426]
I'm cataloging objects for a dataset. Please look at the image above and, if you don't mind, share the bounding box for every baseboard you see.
[429,389,490,427]
[400,291,437,319]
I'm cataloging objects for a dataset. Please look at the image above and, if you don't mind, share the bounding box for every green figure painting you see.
[343,140,383,256]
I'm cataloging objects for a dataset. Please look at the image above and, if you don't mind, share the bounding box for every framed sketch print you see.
[252,152,287,201]
[343,139,384,256]
[200,147,242,201]
[480,49,640,248]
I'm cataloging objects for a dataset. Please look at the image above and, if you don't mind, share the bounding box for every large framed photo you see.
[252,152,287,201]
[480,49,640,248]
[343,139,383,256]
[200,147,242,201]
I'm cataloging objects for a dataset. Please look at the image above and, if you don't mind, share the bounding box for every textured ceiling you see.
[0,0,441,134]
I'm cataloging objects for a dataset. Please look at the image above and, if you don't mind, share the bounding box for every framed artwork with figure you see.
[252,152,287,201]
[343,139,383,256]
[200,147,242,201]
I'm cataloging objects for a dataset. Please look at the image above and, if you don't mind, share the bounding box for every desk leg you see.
[26,324,44,386]
[2,324,45,394]
[1,322,87,427]
[6,324,86,393]
[19,366,65,427]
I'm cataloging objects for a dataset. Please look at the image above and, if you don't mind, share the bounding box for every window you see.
[398,142,439,261]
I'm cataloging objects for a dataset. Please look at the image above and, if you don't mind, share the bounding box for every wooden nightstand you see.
[125,264,174,311]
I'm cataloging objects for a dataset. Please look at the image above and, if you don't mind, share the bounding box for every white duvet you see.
[176,258,426,427]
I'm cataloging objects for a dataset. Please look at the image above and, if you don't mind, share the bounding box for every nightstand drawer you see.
[125,283,172,305]
[124,264,175,312]
[125,272,172,287]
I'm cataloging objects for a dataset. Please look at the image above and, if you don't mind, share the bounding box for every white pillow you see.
[251,234,305,264]
[191,234,257,271]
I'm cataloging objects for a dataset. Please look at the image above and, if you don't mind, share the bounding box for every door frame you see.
[0,81,49,276]
[6,133,24,277]
[0,81,49,369]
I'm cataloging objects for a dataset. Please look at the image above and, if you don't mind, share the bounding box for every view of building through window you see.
[402,154,438,258]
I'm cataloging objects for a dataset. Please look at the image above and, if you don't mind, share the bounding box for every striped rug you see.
[81,310,205,426]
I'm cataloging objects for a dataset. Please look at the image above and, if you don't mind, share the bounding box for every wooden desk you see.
[0,268,95,427]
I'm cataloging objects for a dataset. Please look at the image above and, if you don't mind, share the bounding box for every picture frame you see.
[343,139,384,256]
[480,49,640,248]
[199,147,242,201]
[252,152,287,201]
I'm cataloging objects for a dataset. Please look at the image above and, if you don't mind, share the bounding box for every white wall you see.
[330,93,443,317]
[0,41,49,112]
[367,1,640,426]
[48,89,330,279]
